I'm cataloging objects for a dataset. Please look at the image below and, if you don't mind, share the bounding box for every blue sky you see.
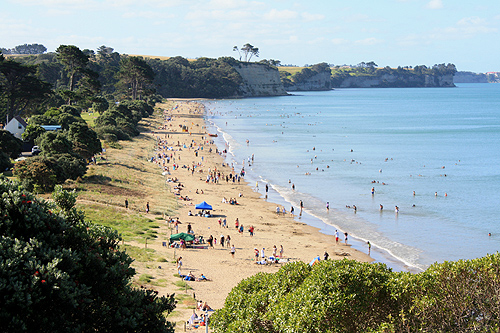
[1,0,499,72]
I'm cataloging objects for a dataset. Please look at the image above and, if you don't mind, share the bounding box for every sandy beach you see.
[134,99,373,328]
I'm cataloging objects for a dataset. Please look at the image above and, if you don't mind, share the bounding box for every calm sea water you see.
[203,83,500,271]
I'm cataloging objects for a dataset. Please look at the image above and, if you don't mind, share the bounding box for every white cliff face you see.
[233,63,287,97]
[337,74,455,88]
[286,72,333,91]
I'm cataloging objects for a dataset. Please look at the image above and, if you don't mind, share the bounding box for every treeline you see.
[212,256,500,332]
[1,43,47,55]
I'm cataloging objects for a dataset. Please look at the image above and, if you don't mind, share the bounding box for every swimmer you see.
[371,187,375,195]
[379,204,383,210]
[326,202,329,210]
[395,206,399,213]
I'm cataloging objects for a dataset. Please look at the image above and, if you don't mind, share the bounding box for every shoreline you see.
[203,102,417,273]
[149,99,374,311]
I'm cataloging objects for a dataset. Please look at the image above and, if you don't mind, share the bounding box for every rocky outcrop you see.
[233,63,287,97]
[285,72,332,91]
[453,71,488,83]
[334,73,455,88]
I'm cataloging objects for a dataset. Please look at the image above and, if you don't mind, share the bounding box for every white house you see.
[4,116,28,139]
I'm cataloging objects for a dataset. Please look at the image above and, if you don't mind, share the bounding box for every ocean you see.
[203,83,500,272]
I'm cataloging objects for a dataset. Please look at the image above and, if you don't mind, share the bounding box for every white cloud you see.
[122,11,172,19]
[354,37,383,46]
[331,38,348,45]
[264,9,298,20]
[426,0,443,10]
[301,12,325,22]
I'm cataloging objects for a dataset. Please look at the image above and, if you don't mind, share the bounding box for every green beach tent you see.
[170,232,195,242]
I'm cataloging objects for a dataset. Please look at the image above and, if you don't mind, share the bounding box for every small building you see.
[41,125,62,131]
[4,116,28,139]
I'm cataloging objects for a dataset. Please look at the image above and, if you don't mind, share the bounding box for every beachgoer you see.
[220,234,225,247]
[326,202,329,210]
[273,245,277,258]
[125,199,128,209]
[279,245,284,257]
[324,251,329,260]
[261,248,265,259]
[276,206,280,215]
[187,223,192,234]
[230,245,235,258]
[208,235,213,247]
[290,206,294,216]
[344,232,348,245]
[367,241,371,254]
[300,200,303,209]
[335,230,339,244]
[235,218,239,229]
[146,202,149,213]
[176,257,182,275]
[249,226,254,237]
[254,248,259,260]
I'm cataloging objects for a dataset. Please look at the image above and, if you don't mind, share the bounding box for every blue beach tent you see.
[195,201,213,210]
[309,256,321,266]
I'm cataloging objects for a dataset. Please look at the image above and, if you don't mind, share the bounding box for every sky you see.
[1,0,499,72]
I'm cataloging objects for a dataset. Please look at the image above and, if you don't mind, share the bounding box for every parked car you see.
[31,146,41,155]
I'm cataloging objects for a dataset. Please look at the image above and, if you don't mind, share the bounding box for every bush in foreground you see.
[211,255,500,332]
[0,180,176,331]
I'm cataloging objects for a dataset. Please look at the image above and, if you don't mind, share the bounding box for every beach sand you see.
[137,100,373,327]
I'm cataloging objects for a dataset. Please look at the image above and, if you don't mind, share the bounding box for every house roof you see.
[13,116,28,128]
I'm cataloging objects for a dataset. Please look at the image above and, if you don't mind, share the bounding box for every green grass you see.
[279,66,305,76]
[138,273,155,283]
[81,111,100,127]
[174,280,193,290]
[79,203,163,242]
[122,244,159,262]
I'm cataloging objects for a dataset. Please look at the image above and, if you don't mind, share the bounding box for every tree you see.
[56,45,89,93]
[0,129,23,170]
[22,123,46,142]
[118,57,154,100]
[0,129,23,158]
[67,122,102,160]
[0,56,53,120]
[240,43,259,62]
[13,43,47,54]
[0,179,176,331]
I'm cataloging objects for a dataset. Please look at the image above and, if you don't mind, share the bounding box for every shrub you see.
[0,179,177,331]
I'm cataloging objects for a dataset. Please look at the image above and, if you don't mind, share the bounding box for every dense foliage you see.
[0,129,23,170]
[211,257,500,332]
[0,180,176,331]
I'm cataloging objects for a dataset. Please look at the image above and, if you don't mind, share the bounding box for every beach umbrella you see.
[309,256,321,266]
[195,201,213,210]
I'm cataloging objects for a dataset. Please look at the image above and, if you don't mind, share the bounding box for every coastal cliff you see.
[335,73,455,88]
[285,72,332,91]
[232,63,287,97]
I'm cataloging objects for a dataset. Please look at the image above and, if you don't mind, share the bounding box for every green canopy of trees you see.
[211,256,500,332]
[0,180,176,331]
